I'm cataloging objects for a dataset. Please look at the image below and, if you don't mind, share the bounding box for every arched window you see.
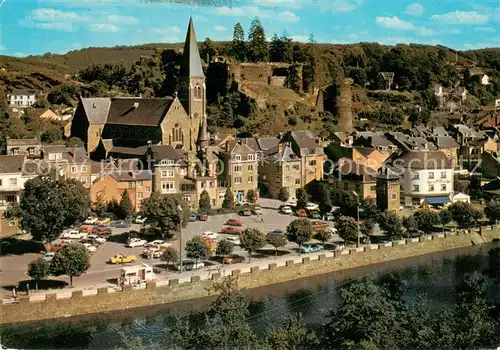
[172,124,183,143]
[194,83,202,100]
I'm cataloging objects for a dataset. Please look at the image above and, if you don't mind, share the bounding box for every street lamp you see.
[177,204,183,273]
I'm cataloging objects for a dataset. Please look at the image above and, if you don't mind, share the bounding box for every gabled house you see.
[7,89,36,107]
[6,138,41,157]
[466,67,489,85]
[377,72,394,90]
[329,158,377,200]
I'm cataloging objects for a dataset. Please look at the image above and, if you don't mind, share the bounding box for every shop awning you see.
[425,196,451,205]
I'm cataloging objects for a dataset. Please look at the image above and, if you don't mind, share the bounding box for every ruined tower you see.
[338,78,353,133]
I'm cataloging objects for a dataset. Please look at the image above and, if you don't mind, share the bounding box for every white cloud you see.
[253,0,303,9]
[474,27,496,32]
[161,36,180,43]
[415,26,435,36]
[213,25,227,32]
[404,3,424,17]
[379,36,441,46]
[215,6,300,22]
[320,0,362,13]
[88,23,120,32]
[151,26,181,34]
[376,16,415,30]
[30,8,90,22]
[291,35,309,42]
[0,45,6,51]
[107,14,137,24]
[430,11,488,25]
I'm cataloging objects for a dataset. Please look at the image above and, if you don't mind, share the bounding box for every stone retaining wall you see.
[1,230,498,325]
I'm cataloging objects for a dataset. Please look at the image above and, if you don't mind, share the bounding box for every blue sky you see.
[1,0,499,57]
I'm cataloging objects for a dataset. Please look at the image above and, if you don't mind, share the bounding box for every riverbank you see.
[1,229,499,325]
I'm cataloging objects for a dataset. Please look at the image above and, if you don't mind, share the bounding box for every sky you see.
[0,0,499,57]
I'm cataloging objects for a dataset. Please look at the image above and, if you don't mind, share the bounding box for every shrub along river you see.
[2,243,500,349]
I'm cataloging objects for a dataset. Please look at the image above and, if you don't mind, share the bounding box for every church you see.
[70,18,208,158]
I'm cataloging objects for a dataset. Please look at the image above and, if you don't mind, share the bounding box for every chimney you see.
[133,102,139,109]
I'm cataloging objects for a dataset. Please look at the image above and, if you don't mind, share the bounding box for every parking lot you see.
[0,199,341,292]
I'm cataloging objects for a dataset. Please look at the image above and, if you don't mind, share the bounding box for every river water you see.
[2,243,500,349]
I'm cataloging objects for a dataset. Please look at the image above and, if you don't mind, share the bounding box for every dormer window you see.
[248,154,254,161]
[235,155,241,162]
[160,159,174,165]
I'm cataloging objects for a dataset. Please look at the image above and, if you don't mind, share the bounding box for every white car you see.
[43,252,55,262]
[142,247,162,259]
[306,203,319,211]
[87,235,107,245]
[84,217,98,224]
[280,206,293,214]
[126,238,147,248]
[83,243,97,253]
[203,231,219,240]
[61,230,87,240]
[286,199,297,207]
[145,240,167,247]
[135,216,147,224]
[176,260,204,271]
[226,236,241,245]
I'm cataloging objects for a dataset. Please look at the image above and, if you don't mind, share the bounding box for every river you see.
[2,243,499,349]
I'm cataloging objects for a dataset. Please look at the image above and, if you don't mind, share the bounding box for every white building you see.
[7,89,37,108]
[385,151,454,207]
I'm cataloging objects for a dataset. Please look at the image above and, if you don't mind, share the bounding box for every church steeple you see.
[182,17,204,78]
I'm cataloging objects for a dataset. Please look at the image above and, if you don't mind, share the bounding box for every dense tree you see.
[199,190,211,212]
[266,314,318,349]
[231,23,246,61]
[160,247,179,273]
[239,228,266,263]
[50,243,90,286]
[402,214,417,232]
[200,37,217,63]
[246,189,256,204]
[447,202,482,229]
[413,209,441,233]
[484,200,500,224]
[315,229,332,247]
[269,33,293,63]
[278,187,290,204]
[139,192,187,236]
[216,239,234,260]
[222,188,235,209]
[440,208,453,227]
[485,247,500,283]
[296,188,309,209]
[247,18,268,62]
[28,258,50,289]
[318,184,332,215]
[266,233,287,258]
[13,171,89,242]
[116,190,133,220]
[379,211,406,239]
[185,236,210,267]
[336,216,358,244]
[286,218,313,254]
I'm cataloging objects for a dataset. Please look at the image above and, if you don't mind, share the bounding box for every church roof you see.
[182,18,204,78]
[105,98,174,126]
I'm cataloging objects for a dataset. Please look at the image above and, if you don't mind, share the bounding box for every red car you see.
[221,226,243,234]
[92,227,111,236]
[296,209,307,217]
[225,218,243,227]
[223,254,245,264]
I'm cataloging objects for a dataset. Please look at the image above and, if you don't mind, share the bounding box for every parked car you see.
[110,220,131,228]
[43,252,55,262]
[79,225,94,233]
[175,260,204,271]
[223,254,245,264]
[144,240,168,248]
[306,203,319,211]
[198,213,208,221]
[109,254,137,264]
[142,248,162,259]
[83,243,97,253]
[87,235,107,245]
[268,229,285,236]
[221,226,243,234]
[203,231,219,240]
[97,218,111,225]
[84,217,98,224]
[225,236,241,245]
[300,244,324,254]
[126,238,147,248]
[252,206,262,215]
[92,227,111,237]
[280,206,293,215]
[239,208,252,216]
[325,213,335,221]
[61,230,87,240]
[225,218,244,226]
[189,213,198,222]
[286,198,297,207]
[333,243,346,251]
[135,216,147,224]
[296,209,307,217]
[308,211,321,219]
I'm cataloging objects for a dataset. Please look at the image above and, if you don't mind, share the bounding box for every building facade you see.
[8,90,36,107]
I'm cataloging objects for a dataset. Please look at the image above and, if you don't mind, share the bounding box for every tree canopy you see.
[286,218,313,253]
[50,243,90,286]
[239,228,266,263]
[139,193,187,235]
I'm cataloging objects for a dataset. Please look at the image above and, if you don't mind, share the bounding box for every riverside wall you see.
[1,229,499,325]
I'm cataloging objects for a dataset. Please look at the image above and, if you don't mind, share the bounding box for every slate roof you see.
[269,143,299,162]
[334,158,377,182]
[151,145,186,161]
[106,98,174,126]
[182,18,204,78]
[356,131,396,149]
[110,170,152,182]
[0,155,25,174]
[66,147,88,163]
[386,151,452,169]
[290,131,320,150]
[225,140,257,155]
[6,138,40,147]
[10,89,36,96]
[81,98,111,124]
[435,136,460,149]
[257,137,279,150]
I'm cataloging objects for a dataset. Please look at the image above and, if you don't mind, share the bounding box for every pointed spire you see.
[198,113,208,148]
[182,17,204,78]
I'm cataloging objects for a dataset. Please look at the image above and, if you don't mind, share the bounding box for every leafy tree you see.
[247,18,268,62]
[400,296,437,348]
[50,243,90,286]
[139,192,186,235]
[336,215,358,243]
[379,211,406,239]
[231,22,246,61]
[222,188,235,209]
[402,214,417,232]
[485,247,500,283]
[360,219,375,237]
[28,258,50,289]
[184,236,209,267]
[200,37,217,63]
[315,229,332,247]
[14,170,89,242]
[239,228,266,263]
[160,247,179,273]
[360,199,381,223]
[278,187,290,204]
[106,199,119,217]
[484,200,500,224]
[266,233,287,258]
[266,314,318,349]
[116,190,133,220]
[246,189,256,204]
[216,239,234,260]
[447,202,482,229]
[269,34,292,63]
[199,190,211,212]
[413,209,441,233]
[286,218,313,254]
[318,184,332,215]
[296,188,309,209]
[439,208,453,227]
